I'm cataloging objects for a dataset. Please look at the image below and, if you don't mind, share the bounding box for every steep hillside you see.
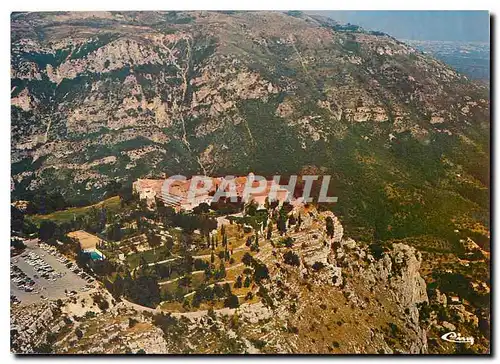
[11,13,490,351]
[11,11,489,243]
[11,207,431,354]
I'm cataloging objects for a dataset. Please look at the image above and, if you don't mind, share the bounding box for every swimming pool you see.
[86,250,105,261]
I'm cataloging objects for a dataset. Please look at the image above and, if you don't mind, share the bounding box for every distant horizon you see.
[401,39,490,45]
[308,11,490,42]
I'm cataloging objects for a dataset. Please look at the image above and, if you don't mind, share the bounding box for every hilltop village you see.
[132,174,295,211]
[11,176,490,354]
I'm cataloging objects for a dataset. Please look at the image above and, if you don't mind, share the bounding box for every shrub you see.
[75,328,83,339]
[283,251,300,266]
[253,263,269,282]
[224,294,239,308]
[312,261,325,271]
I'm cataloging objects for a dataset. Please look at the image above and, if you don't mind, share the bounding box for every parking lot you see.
[11,240,97,306]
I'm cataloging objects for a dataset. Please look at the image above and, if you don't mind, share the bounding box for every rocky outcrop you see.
[11,11,489,202]
[257,208,430,353]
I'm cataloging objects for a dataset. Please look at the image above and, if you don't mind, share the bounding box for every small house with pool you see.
[67,230,107,264]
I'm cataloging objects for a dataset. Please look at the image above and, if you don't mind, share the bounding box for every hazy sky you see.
[309,11,490,42]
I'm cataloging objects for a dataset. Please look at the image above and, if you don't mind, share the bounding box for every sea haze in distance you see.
[309,11,490,81]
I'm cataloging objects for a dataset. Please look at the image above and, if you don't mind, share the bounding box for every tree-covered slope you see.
[11,11,489,246]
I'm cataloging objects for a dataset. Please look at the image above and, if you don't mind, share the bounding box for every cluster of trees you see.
[106,222,123,241]
[11,205,36,235]
[105,272,161,308]
[17,187,132,216]
[205,258,227,281]
[17,191,72,215]
[209,197,244,215]
[11,237,26,251]
[155,199,218,235]
[263,202,298,237]
[283,250,300,266]
[190,282,239,308]
[241,253,269,283]
[205,224,232,280]
[234,269,253,289]
[276,236,294,248]
[277,212,287,235]
[245,234,260,252]
[170,213,217,235]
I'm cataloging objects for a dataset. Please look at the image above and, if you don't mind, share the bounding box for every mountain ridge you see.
[10,11,491,354]
[12,10,489,242]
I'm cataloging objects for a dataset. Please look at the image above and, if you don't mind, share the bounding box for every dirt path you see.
[132,256,179,274]
[119,226,315,317]
[182,280,234,298]
[158,270,205,286]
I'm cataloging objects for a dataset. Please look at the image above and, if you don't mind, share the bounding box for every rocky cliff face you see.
[12,208,430,354]
[11,11,490,248]
[11,11,488,197]
[11,11,490,353]
[253,208,430,354]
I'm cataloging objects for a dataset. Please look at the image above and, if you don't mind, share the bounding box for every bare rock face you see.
[12,205,432,354]
[346,243,427,353]
[11,11,489,204]
[388,244,428,308]
[343,238,356,249]
[11,302,59,353]
[10,11,489,354]
[257,208,430,354]
[431,288,448,307]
